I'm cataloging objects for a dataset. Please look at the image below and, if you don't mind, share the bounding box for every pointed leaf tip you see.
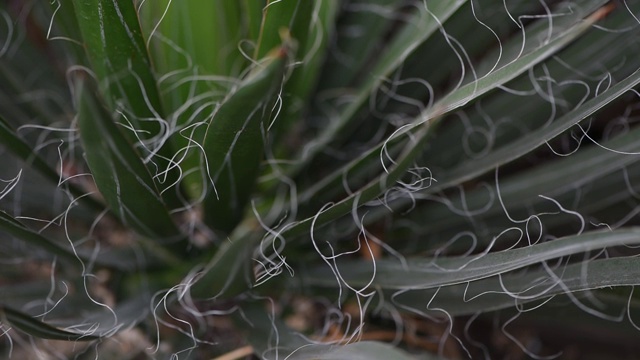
[202,46,287,233]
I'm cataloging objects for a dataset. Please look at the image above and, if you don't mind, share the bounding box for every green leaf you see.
[1,306,99,341]
[189,220,261,299]
[138,0,245,203]
[0,210,82,267]
[139,0,246,79]
[373,1,610,134]
[293,3,621,231]
[48,296,151,337]
[71,0,164,131]
[466,0,607,80]
[0,115,104,213]
[72,0,182,207]
[45,0,88,66]
[289,1,467,176]
[241,0,266,43]
[432,2,611,114]
[1,294,149,341]
[253,0,317,141]
[269,123,431,254]
[254,0,314,60]
[306,228,640,289]
[284,0,340,101]
[296,130,407,215]
[432,67,640,193]
[0,203,177,271]
[391,257,640,317]
[276,6,603,249]
[294,0,604,217]
[399,122,640,247]
[202,46,288,233]
[75,77,185,256]
[315,0,398,90]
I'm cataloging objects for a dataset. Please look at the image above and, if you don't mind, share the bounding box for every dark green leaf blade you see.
[75,77,185,253]
[71,0,182,207]
[0,294,150,341]
[287,1,468,177]
[0,211,81,266]
[254,0,313,60]
[1,306,100,341]
[283,2,615,230]
[392,257,640,317]
[431,67,640,193]
[254,0,319,142]
[202,46,288,233]
[307,228,640,289]
[0,116,104,213]
[71,0,163,132]
[189,220,260,299]
[242,0,267,43]
[137,1,241,202]
[0,209,168,270]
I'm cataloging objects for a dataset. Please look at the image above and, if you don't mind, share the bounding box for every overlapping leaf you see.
[391,257,640,316]
[306,228,640,289]
[72,0,182,206]
[273,2,608,251]
[0,116,104,213]
[202,45,288,233]
[75,78,185,255]
[1,306,100,341]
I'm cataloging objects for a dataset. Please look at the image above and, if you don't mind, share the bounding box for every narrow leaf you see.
[75,78,185,253]
[269,124,431,251]
[306,228,640,289]
[290,3,615,222]
[1,306,99,341]
[314,0,399,91]
[254,0,316,140]
[138,0,246,202]
[0,116,104,213]
[0,205,177,271]
[72,0,181,207]
[391,257,640,317]
[288,1,467,176]
[190,220,261,299]
[410,123,640,241]
[139,0,246,79]
[202,46,288,233]
[254,0,314,60]
[432,67,640,193]
[1,295,149,341]
[0,211,81,266]
[241,0,266,43]
[71,0,164,132]
[433,3,614,114]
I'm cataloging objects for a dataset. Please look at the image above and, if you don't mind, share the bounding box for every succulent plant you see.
[1,0,640,358]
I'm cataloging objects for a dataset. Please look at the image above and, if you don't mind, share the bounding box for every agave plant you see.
[1,0,640,358]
